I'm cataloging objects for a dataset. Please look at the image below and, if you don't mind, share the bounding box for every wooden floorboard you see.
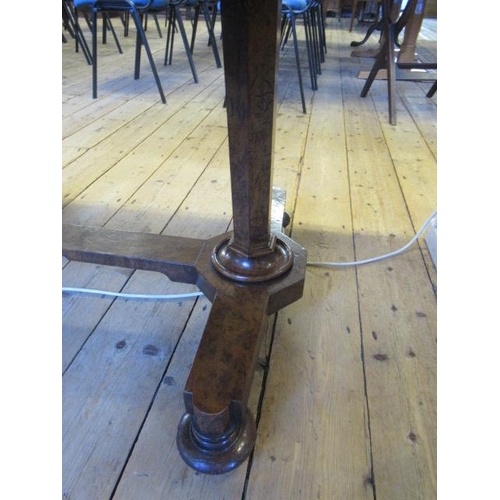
[62,11,437,500]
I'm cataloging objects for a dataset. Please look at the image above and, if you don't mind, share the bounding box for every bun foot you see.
[176,407,256,475]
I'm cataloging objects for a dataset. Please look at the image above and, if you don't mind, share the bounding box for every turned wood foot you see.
[177,405,256,475]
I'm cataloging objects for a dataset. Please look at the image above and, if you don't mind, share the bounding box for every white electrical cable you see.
[307,210,437,268]
[62,211,436,300]
[62,287,203,301]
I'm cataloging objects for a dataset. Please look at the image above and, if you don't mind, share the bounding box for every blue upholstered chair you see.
[73,0,168,102]
[281,0,325,113]
[72,0,201,103]
[63,0,92,64]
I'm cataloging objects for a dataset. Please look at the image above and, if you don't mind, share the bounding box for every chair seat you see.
[73,0,94,7]
[73,0,168,9]
[282,0,309,12]
[135,0,167,8]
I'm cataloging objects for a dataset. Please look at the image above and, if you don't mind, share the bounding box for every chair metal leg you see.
[386,24,397,125]
[308,8,321,73]
[123,11,130,36]
[131,9,167,103]
[303,11,318,90]
[315,2,327,59]
[173,5,199,83]
[190,3,200,52]
[152,13,163,37]
[311,9,322,73]
[290,15,307,114]
[165,8,175,66]
[91,8,98,98]
[104,13,123,53]
[134,17,142,79]
[102,11,108,44]
[202,1,222,68]
[280,14,291,48]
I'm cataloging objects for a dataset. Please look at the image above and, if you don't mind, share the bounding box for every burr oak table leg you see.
[63,0,307,475]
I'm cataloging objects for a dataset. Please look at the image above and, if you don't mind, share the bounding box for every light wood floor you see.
[62,11,437,500]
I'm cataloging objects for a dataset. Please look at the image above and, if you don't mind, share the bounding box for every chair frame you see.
[87,0,167,103]
[63,0,93,64]
[190,0,222,68]
[163,0,199,83]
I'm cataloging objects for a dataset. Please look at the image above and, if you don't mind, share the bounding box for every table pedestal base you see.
[62,193,307,475]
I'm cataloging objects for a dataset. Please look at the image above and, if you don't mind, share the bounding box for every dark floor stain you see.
[115,340,127,350]
[163,376,175,386]
[416,311,427,318]
[143,344,159,356]
[372,331,378,340]
[391,304,398,311]
[373,353,389,361]
[407,349,416,358]
[408,431,417,442]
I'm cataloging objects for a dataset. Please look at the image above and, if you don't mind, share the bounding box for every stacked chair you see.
[280,0,326,114]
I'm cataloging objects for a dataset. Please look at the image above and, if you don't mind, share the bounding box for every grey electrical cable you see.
[62,287,203,300]
[62,211,436,300]
[307,210,437,268]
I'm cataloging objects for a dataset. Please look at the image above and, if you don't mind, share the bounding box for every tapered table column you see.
[211,0,294,283]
